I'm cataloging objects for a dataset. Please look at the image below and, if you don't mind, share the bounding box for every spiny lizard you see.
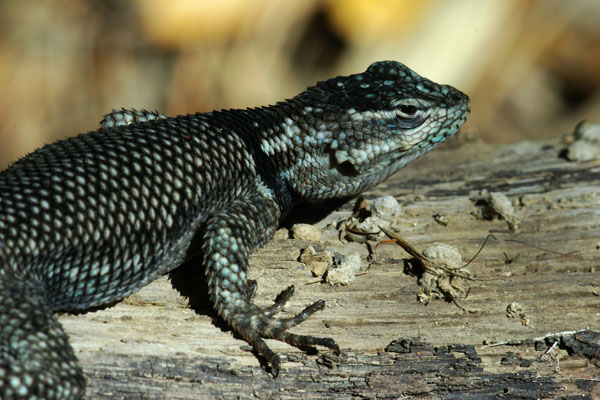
[0,61,470,399]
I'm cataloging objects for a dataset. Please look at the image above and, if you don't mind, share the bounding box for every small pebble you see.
[291,224,321,241]
[299,245,333,277]
[370,196,402,219]
[566,121,600,161]
[272,228,289,240]
[324,252,363,286]
[506,302,523,318]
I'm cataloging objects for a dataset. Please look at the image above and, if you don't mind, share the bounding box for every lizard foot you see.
[233,285,340,377]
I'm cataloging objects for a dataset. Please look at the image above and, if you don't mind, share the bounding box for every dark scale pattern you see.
[0,269,84,399]
[0,61,470,398]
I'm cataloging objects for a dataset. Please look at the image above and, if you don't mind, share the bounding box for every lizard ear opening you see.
[329,150,360,176]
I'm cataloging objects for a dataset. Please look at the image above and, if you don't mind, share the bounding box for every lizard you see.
[0,61,470,399]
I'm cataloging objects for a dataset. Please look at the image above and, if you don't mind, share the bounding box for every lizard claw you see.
[230,285,340,376]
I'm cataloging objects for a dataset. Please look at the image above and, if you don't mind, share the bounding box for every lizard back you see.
[0,114,256,310]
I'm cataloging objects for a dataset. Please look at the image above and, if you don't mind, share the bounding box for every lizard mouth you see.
[330,126,427,175]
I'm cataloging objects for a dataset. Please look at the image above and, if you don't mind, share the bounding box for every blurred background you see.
[1,0,599,168]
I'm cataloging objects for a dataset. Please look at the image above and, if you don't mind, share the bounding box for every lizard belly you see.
[46,214,205,311]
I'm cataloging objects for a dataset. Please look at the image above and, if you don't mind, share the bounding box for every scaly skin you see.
[0,61,470,398]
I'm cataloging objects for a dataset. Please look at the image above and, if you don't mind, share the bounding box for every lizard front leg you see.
[201,190,339,376]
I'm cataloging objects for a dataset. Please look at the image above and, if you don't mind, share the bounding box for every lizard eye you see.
[392,100,429,128]
[397,104,418,117]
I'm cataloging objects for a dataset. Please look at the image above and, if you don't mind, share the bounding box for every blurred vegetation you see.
[0,0,599,168]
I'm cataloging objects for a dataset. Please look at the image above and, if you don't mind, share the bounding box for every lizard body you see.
[0,61,469,399]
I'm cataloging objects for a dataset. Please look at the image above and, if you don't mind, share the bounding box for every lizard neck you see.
[240,98,389,203]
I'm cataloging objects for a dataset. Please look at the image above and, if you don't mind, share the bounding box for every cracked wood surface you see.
[59,138,600,399]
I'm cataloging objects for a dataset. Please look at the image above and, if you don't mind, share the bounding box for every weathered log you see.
[60,138,600,399]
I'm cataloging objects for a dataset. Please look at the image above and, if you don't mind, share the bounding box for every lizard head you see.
[290,60,470,199]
